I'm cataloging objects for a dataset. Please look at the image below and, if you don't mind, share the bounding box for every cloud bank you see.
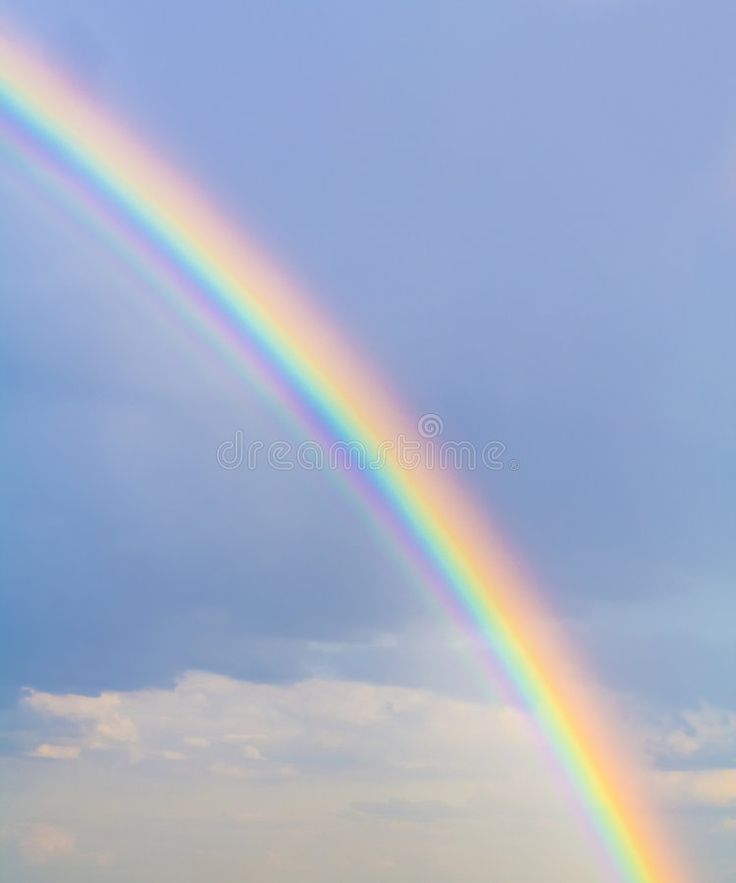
[4,672,611,882]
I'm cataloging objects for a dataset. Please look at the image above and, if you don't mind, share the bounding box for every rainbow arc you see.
[0,29,691,883]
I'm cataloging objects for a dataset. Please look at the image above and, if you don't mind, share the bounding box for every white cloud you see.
[159,750,187,761]
[21,672,536,778]
[643,705,736,760]
[24,688,138,749]
[11,671,609,882]
[29,744,80,760]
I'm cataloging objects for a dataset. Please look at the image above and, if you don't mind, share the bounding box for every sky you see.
[1,1,735,880]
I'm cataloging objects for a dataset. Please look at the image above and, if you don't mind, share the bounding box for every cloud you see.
[209,761,250,779]
[9,672,607,882]
[637,703,736,816]
[21,672,534,777]
[19,672,736,878]
[158,750,187,761]
[657,770,736,808]
[643,706,736,760]
[17,823,75,865]
[24,688,138,749]
[29,744,80,760]
[0,823,116,870]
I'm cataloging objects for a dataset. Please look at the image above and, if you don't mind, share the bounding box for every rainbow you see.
[0,29,691,883]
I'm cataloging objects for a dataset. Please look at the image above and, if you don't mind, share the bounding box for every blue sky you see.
[1,1,735,880]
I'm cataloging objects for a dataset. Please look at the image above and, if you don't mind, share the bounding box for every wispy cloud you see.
[21,823,75,864]
[657,770,736,808]
[643,706,736,760]
[29,743,80,760]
